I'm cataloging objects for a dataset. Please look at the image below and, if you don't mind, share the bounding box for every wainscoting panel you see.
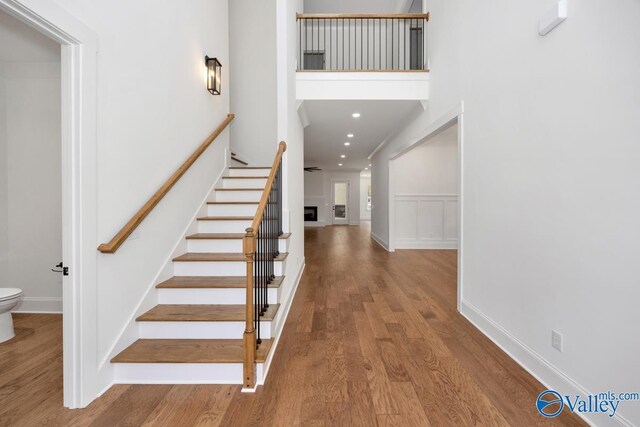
[395,195,458,249]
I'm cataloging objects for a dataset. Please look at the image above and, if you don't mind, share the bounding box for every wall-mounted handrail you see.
[242,141,286,390]
[97,113,235,254]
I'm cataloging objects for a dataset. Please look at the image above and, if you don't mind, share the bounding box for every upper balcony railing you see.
[297,13,429,72]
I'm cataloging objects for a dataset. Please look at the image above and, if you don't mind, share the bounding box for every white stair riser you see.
[207,204,257,216]
[188,239,243,253]
[114,363,266,384]
[139,321,273,339]
[215,190,263,202]
[229,168,271,177]
[197,220,252,233]
[158,287,279,305]
[173,260,285,276]
[187,238,288,253]
[222,178,267,189]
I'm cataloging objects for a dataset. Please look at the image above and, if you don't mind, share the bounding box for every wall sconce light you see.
[205,56,222,95]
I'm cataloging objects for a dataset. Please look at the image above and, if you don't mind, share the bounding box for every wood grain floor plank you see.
[0,225,586,427]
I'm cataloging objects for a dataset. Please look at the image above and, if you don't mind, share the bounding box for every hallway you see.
[0,224,584,426]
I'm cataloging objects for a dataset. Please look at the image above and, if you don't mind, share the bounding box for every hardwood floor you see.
[0,224,586,426]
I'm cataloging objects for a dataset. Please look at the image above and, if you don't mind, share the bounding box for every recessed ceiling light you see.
[338,163,343,166]
[340,154,346,158]
[344,142,350,146]
[352,113,361,118]
[347,134,354,138]
[365,167,368,170]
[369,164,372,167]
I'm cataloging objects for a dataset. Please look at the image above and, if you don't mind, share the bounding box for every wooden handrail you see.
[297,13,430,20]
[97,113,235,254]
[242,140,286,390]
[249,141,287,234]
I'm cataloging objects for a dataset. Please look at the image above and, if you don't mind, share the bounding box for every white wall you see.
[3,71,62,312]
[0,76,7,285]
[303,169,360,226]
[229,0,278,164]
[275,0,306,337]
[373,0,640,424]
[359,173,371,220]
[50,0,231,400]
[391,124,457,248]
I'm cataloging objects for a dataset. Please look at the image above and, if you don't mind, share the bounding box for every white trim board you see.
[14,297,62,313]
[0,0,99,409]
[370,232,391,252]
[395,241,457,250]
[304,222,326,227]
[461,300,634,427]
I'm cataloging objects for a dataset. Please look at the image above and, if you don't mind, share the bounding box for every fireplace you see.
[304,206,318,222]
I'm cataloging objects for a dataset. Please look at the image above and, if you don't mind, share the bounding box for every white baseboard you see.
[395,240,458,249]
[370,232,390,252]
[14,297,62,313]
[461,300,634,427]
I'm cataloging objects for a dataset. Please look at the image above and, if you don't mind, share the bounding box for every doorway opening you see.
[0,8,63,314]
[332,180,349,225]
[0,0,98,408]
[388,107,464,311]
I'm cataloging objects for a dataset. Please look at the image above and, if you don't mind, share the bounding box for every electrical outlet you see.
[552,330,563,352]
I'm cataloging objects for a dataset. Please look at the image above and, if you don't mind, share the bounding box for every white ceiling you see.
[303,100,421,172]
[304,0,418,14]
[0,9,60,63]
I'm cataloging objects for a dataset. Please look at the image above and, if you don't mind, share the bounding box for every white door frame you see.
[388,103,464,312]
[331,179,350,225]
[0,0,98,408]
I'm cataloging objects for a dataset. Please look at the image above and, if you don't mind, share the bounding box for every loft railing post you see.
[242,229,256,390]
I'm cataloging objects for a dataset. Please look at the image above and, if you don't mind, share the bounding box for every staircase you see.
[111,165,290,386]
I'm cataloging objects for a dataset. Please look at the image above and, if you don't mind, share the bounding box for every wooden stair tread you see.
[173,252,289,262]
[137,304,280,322]
[222,176,269,179]
[197,216,254,221]
[156,276,284,289]
[186,233,291,240]
[111,339,272,363]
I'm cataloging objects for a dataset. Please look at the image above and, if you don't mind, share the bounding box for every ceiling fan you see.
[304,167,322,172]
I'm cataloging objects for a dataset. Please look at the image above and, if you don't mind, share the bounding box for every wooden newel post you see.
[242,227,257,390]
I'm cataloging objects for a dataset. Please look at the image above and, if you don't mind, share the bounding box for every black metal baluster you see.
[378,19,381,70]
[323,18,326,70]
[278,164,283,235]
[342,18,344,70]
[360,18,363,69]
[404,19,407,70]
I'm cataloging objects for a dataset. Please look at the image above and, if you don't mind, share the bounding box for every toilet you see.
[0,288,23,343]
